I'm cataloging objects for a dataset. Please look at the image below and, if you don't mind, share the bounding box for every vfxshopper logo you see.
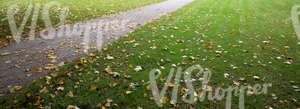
[291,5,300,41]
[149,65,272,109]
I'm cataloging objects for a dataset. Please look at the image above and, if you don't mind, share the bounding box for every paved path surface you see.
[0,0,194,95]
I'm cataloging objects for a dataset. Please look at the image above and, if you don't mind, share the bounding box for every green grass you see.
[0,0,164,47]
[1,0,300,108]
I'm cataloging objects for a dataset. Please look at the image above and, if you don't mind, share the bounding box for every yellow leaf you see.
[9,88,15,93]
[162,96,168,104]
[125,90,132,94]
[0,52,11,56]
[207,86,212,91]
[180,88,187,95]
[151,26,157,30]
[48,55,57,59]
[168,83,175,87]
[146,85,151,90]
[198,91,204,97]
[26,93,31,97]
[75,65,79,69]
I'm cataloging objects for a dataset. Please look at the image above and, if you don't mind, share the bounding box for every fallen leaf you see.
[0,52,11,56]
[40,87,48,94]
[125,90,132,94]
[57,86,64,91]
[180,88,187,95]
[48,55,57,59]
[106,55,114,60]
[168,83,175,87]
[14,86,22,91]
[56,78,64,85]
[90,84,97,91]
[66,105,80,109]
[253,76,260,80]
[34,97,41,105]
[67,91,74,98]
[146,85,151,90]
[224,73,229,78]
[106,98,113,103]
[134,66,142,72]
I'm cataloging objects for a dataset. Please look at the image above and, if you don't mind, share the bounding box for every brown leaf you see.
[56,78,64,85]
[67,91,74,98]
[90,84,97,91]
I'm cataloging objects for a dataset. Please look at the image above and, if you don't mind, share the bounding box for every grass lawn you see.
[1,0,300,108]
[0,0,165,47]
